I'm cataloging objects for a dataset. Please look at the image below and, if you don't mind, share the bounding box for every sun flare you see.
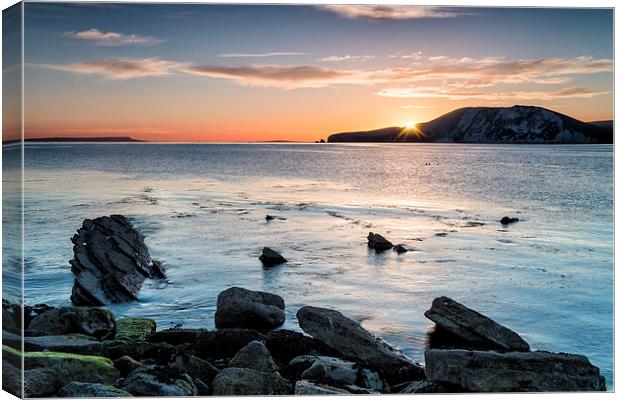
[405,120,415,129]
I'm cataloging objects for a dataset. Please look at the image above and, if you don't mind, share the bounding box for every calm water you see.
[6,143,614,387]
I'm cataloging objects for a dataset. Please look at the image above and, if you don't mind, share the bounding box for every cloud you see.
[64,28,164,46]
[318,54,374,62]
[321,5,468,20]
[38,58,184,79]
[375,86,609,101]
[217,52,308,58]
[389,51,423,60]
[182,64,363,88]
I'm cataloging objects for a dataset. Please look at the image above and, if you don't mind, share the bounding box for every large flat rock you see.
[424,296,530,352]
[214,287,285,330]
[425,349,606,392]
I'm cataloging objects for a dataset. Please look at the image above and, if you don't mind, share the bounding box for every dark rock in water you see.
[296,306,424,381]
[425,349,606,392]
[120,364,197,396]
[259,247,288,267]
[150,259,166,279]
[500,216,519,225]
[212,367,292,395]
[393,244,408,254]
[58,382,131,397]
[195,328,266,359]
[115,317,157,342]
[229,340,279,372]
[265,329,341,365]
[69,215,161,306]
[27,307,116,339]
[424,296,530,352]
[214,287,285,330]
[2,360,22,397]
[295,380,350,395]
[114,355,143,377]
[152,328,206,346]
[367,232,393,252]
[265,214,275,221]
[24,334,103,355]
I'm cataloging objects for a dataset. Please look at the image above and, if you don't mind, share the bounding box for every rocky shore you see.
[1,215,607,396]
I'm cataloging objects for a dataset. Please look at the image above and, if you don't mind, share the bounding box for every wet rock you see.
[399,379,465,393]
[259,247,288,267]
[152,328,206,345]
[2,360,22,397]
[425,349,606,392]
[297,306,423,378]
[150,259,166,279]
[294,380,350,395]
[265,214,275,221]
[214,287,285,330]
[367,232,393,252]
[229,340,278,372]
[265,329,340,365]
[212,367,292,395]
[120,365,197,396]
[393,244,408,254]
[115,317,157,342]
[22,350,119,386]
[298,356,358,386]
[114,355,143,377]
[69,215,160,306]
[27,306,116,339]
[2,300,21,334]
[58,382,131,397]
[24,334,103,355]
[194,378,211,395]
[174,353,220,385]
[103,340,178,364]
[24,368,62,397]
[500,216,519,225]
[424,296,530,352]
[195,328,265,359]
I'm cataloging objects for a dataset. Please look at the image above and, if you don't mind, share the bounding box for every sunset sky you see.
[16,3,614,142]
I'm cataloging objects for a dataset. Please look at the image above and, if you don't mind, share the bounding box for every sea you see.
[2,143,614,388]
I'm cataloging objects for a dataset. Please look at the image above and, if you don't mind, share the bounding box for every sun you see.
[405,120,415,129]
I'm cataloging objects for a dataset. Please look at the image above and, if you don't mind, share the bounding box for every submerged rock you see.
[296,306,423,380]
[69,215,161,306]
[214,287,285,330]
[424,296,530,352]
[425,349,606,392]
[229,340,279,373]
[294,380,350,395]
[115,317,157,342]
[393,244,408,254]
[195,329,266,359]
[58,382,131,397]
[27,306,115,339]
[259,247,288,267]
[212,367,291,395]
[367,232,393,252]
[500,216,519,225]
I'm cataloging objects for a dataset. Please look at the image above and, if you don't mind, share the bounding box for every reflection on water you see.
[16,143,613,388]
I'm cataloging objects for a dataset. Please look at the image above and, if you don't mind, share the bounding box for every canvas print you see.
[1,2,614,397]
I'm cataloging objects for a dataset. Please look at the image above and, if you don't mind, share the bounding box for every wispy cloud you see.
[217,52,308,58]
[64,28,164,46]
[376,86,609,101]
[318,54,374,62]
[321,5,468,20]
[38,58,184,79]
[389,51,423,60]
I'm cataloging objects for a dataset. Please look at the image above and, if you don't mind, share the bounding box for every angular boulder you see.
[22,350,119,386]
[259,247,288,267]
[297,306,422,377]
[229,340,279,372]
[294,380,350,395]
[24,334,103,355]
[58,382,131,397]
[69,215,162,306]
[173,354,220,385]
[115,317,157,342]
[424,296,530,352]
[212,367,291,395]
[425,349,606,392]
[27,306,115,339]
[120,365,197,396]
[298,356,358,386]
[367,232,393,252]
[265,329,341,365]
[214,287,285,330]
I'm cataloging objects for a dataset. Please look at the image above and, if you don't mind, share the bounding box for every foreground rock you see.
[195,329,266,359]
[24,334,103,355]
[152,328,206,345]
[264,329,341,365]
[69,215,162,306]
[424,296,530,352]
[212,367,291,395]
[297,306,424,382]
[2,360,21,397]
[500,216,519,225]
[425,349,606,392]
[24,368,62,397]
[214,287,285,330]
[115,317,157,341]
[27,306,115,338]
[259,247,288,267]
[367,232,393,252]
[120,365,197,396]
[229,340,278,372]
[294,380,350,395]
[58,382,131,397]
